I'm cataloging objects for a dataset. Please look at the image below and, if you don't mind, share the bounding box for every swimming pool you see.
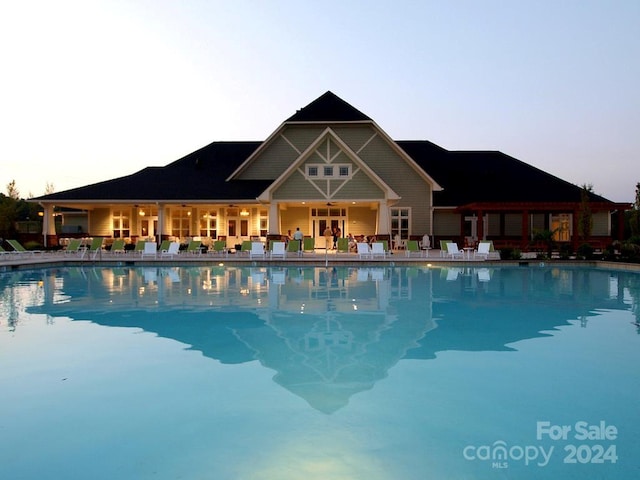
[1,265,639,479]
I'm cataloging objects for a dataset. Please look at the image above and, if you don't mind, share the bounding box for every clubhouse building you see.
[35,91,628,251]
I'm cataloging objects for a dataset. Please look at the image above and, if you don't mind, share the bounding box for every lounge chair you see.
[302,237,315,253]
[439,239,452,257]
[110,238,126,254]
[82,237,104,260]
[357,242,371,259]
[141,242,157,259]
[249,241,265,259]
[336,237,350,254]
[210,240,228,257]
[270,241,286,259]
[134,241,146,256]
[186,240,202,255]
[239,240,252,256]
[63,238,83,256]
[371,242,386,258]
[158,240,171,253]
[6,239,43,255]
[286,240,301,257]
[160,241,180,258]
[445,242,464,259]
[405,240,423,257]
[474,241,491,260]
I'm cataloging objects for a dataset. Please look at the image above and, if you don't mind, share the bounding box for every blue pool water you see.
[1,265,639,479]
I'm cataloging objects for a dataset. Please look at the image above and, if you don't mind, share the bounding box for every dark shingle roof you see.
[286,91,372,122]
[38,142,268,202]
[397,141,612,206]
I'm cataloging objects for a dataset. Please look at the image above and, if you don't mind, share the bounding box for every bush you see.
[24,240,43,251]
[576,243,594,260]
[499,246,521,260]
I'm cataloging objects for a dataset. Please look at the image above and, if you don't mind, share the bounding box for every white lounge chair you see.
[270,241,286,259]
[141,242,157,259]
[474,241,491,260]
[371,242,386,258]
[357,242,371,259]
[249,241,265,259]
[161,241,180,258]
[445,242,464,259]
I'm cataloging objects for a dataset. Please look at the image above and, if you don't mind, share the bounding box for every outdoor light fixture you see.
[240,209,249,217]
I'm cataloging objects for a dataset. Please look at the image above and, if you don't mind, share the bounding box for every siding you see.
[236,135,299,180]
[433,211,460,236]
[592,212,609,235]
[90,208,111,236]
[504,214,522,236]
[348,207,377,236]
[358,135,432,235]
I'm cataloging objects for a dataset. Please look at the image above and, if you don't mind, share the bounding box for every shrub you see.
[576,243,594,260]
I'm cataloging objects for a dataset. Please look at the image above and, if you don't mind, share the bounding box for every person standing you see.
[333,226,341,249]
[293,227,304,250]
[323,226,332,250]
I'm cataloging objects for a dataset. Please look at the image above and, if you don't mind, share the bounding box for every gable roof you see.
[397,141,613,207]
[286,91,371,122]
[37,142,267,203]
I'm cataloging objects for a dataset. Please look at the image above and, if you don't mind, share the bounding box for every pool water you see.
[1,265,639,479]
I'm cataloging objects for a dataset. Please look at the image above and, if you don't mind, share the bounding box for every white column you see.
[268,202,280,235]
[377,200,390,235]
[41,204,55,247]
[157,203,166,245]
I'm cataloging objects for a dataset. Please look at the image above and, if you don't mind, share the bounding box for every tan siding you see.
[504,214,522,236]
[283,126,326,153]
[592,212,609,235]
[90,208,111,236]
[531,213,545,232]
[331,125,377,152]
[280,207,311,236]
[348,207,377,236]
[487,213,501,236]
[358,135,432,235]
[433,211,460,236]
[236,135,299,180]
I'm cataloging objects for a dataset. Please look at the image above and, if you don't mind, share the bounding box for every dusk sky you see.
[1,0,638,203]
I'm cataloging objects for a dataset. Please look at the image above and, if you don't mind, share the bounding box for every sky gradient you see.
[1,0,638,203]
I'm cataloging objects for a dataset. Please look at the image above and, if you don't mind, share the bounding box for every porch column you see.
[41,204,56,247]
[157,203,167,244]
[521,210,529,249]
[377,200,390,235]
[572,208,580,251]
[268,202,280,235]
[477,209,484,240]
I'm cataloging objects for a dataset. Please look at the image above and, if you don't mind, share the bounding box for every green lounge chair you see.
[83,237,104,260]
[336,237,350,254]
[286,239,301,256]
[302,237,315,253]
[186,240,202,254]
[239,240,252,255]
[405,240,422,257]
[6,239,43,255]
[110,238,126,254]
[210,240,228,257]
[63,238,83,256]
[134,241,146,256]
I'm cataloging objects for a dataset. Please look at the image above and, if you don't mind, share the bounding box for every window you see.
[551,213,571,242]
[307,164,351,179]
[112,209,130,238]
[259,209,268,237]
[199,210,217,238]
[391,208,410,239]
[172,209,191,238]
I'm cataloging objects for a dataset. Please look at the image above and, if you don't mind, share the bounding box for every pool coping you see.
[1,252,639,273]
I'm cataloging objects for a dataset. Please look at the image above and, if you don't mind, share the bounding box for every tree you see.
[630,182,640,238]
[44,182,55,195]
[6,180,19,200]
[578,183,593,241]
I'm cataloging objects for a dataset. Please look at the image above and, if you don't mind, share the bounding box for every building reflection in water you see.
[3,265,639,413]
